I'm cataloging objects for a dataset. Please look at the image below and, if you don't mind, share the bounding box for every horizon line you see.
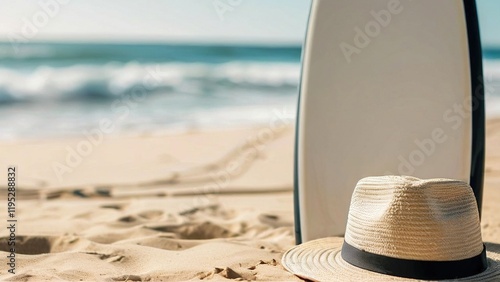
[0,37,305,48]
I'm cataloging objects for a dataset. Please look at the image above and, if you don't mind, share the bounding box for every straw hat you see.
[282,176,500,281]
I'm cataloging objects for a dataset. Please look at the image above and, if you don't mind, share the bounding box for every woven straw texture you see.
[282,176,500,281]
[345,176,483,261]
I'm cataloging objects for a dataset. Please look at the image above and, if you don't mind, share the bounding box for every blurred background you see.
[0,0,498,140]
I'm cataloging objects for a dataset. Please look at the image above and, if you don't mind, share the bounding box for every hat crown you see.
[344,176,483,261]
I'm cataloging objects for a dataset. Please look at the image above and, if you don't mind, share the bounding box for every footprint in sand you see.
[110,274,150,281]
[145,221,235,239]
[0,235,82,255]
[117,215,142,223]
[0,236,52,254]
[137,210,164,220]
[100,203,128,210]
[258,213,293,228]
[82,251,125,263]
[115,210,164,225]
[199,267,256,281]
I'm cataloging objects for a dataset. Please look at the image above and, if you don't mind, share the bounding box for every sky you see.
[0,0,312,45]
[0,0,498,46]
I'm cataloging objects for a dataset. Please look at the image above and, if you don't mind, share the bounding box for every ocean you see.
[0,42,499,140]
[0,42,301,139]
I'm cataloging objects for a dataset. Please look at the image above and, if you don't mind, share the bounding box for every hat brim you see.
[282,238,500,281]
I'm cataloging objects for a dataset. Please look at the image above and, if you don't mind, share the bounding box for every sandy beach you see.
[0,119,499,281]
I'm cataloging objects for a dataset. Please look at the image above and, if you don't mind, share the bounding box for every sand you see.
[0,119,499,281]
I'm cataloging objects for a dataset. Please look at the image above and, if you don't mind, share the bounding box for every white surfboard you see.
[295,0,485,243]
